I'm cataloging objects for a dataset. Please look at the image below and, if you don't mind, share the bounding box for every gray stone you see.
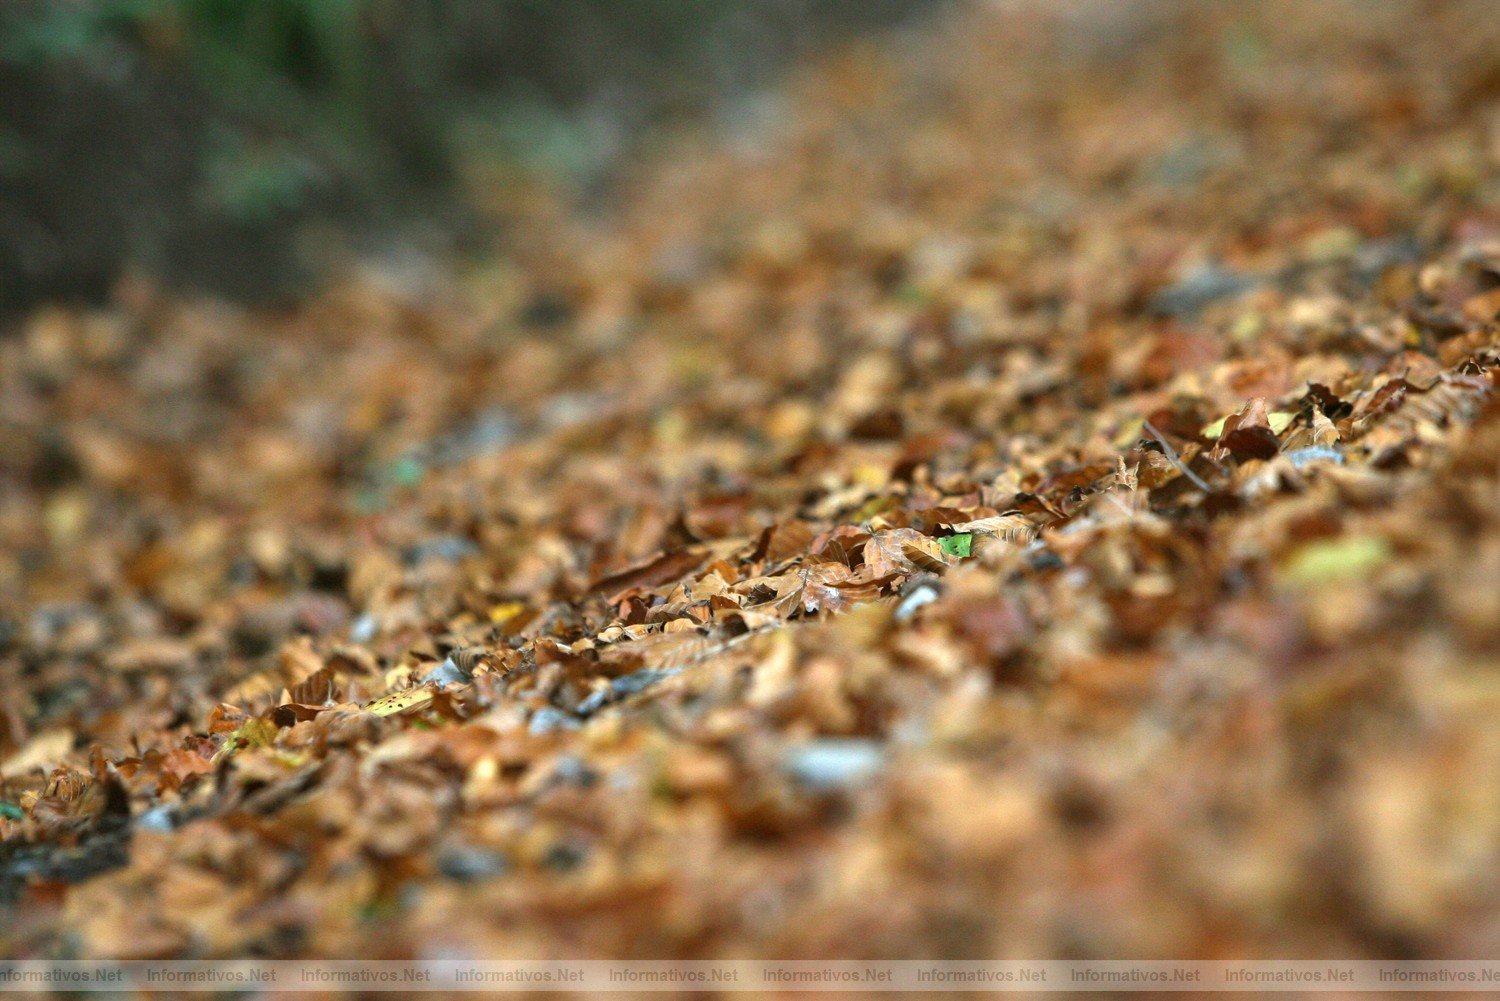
[785,739,885,791]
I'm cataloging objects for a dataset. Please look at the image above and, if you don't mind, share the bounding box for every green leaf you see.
[939,533,973,558]
[0,802,24,821]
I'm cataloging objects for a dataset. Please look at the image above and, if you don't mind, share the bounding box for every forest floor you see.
[3,0,1500,962]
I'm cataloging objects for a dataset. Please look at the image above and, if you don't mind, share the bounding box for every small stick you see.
[1141,418,1211,493]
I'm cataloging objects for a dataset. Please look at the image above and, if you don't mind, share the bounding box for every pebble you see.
[528,707,580,736]
[135,806,176,832]
[894,583,940,622]
[542,842,587,872]
[427,408,519,466]
[550,755,600,788]
[1026,542,1065,571]
[403,536,480,566]
[349,613,380,644]
[436,847,508,882]
[1286,446,1345,469]
[419,656,470,686]
[1150,263,1257,317]
[574,689,610,716]
[576,668,675,716]
[1352,236,1423,284]
[611,668,672,696]
[785,739,885,791]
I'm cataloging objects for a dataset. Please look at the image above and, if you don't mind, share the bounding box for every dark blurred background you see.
[0,0,939,314]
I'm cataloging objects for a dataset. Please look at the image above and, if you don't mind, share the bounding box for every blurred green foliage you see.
[0,0,934,307]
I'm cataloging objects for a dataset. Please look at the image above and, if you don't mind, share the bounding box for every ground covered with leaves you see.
[4,0,1500,962]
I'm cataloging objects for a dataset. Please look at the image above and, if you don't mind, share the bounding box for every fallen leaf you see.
[364,687,435,717]
[1279,536,1392,587]
[939,533,974,558]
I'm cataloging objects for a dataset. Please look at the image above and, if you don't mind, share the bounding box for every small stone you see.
[1150,263,1257,317]
[428,408,519,466]
[402,536,479,566]
[1352,236,1423,284]
[575,669,674,717]
[894,583,940,622]
[437,847,508,883]
[550,755,599,788]
[785,739,885,791]
[528,707,579,736]
[610,668,671,696]
[542,841,587,872]
[349,613,380,644]
[574,689,610,716]
[1026,542,1065,571]
[135,806,175,832]
[420,656,470,686]
[1286,445,1345,469]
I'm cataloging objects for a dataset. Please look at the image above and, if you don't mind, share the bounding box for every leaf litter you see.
[2,0,1500,963]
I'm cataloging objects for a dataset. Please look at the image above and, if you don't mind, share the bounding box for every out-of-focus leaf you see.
[588,549,707,597]
[488,601,526,626]
[0,729,73,778]
[211,717,278,762]
[1279,536,1391,587]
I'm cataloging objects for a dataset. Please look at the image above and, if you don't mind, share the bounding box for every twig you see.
[1141,418,1211,493]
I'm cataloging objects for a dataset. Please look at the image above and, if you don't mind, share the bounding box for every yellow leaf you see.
[1112,417,1144,449]
[1279,536,1391,587]
[1201,411,1295,438]
[851,495,897,522]
[488,601,525,626]
[211,717,278,763]
[365,687,434,717]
